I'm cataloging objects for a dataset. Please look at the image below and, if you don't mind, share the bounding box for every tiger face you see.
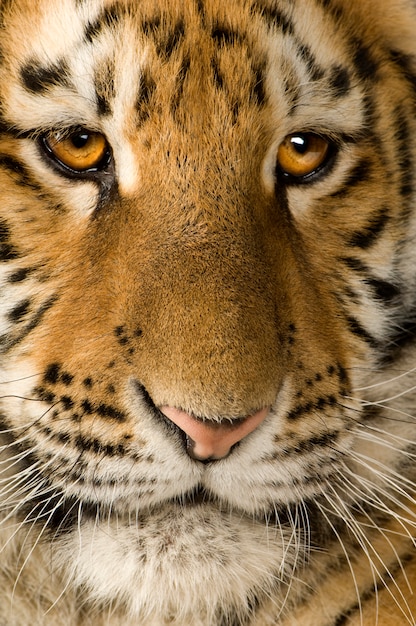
[1,0,416,624]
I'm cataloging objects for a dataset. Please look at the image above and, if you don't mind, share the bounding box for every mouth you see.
[173,485,211,506]
[163,486,294,529]
[24,471,298,543]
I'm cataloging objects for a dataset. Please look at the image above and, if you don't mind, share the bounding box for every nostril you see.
[159,406,269,461]
[186,437,218,463]
[185,435,228,463]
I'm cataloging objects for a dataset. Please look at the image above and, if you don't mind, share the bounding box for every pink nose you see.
[159,406,269,461]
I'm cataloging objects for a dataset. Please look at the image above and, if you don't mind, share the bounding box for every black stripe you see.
[346,315,379,348]
[361,93,377,130]
[252,1,326,84]
[170,55,191,118]
[393,106,414,202]
[2,423,86,534]
[336,362,349,387]
[0,0,13,23]
[156,20,186,58]
[211,23,245,47]
[141,14,161,37]
[195,0,206,24]
[0,155,41,190]
[34,386,56,403]
[60,396,74,411]
[334,604,357,625]
[96,92,111,117]
[84,5,122,43]
[61,372,74,386]
[0,112,11,135]
[96,403,126,422]
[251,2,294,36]
[24,490,80,536]
[351,38,378,82]
[251,59,267,106]
[0,295,58,353]
[298,42,324,81]
[136,70,157,125]
[382,316,416,363]
[330,159,372,199]
[142,16,185,59]
[328,64,351,98]
[211,56,224,91]
[8,298,31,323]
[20,59,69,94]
[255,1,326,85]
[0,218,19,261]
[287,395,337,421]
[339,256,368,273]
[389,50,416,97]
[334,551,416,625]
[43,363,61,385]
[361,405,382,421]
[291,431,339,454]
[75,434,126,455]
[94,59,116,116]
[64,396,128,423]
[349,207,390,249]
[0,124,36,140]
[81,399,93,414]
[284,73,301,114]
[338,258,401,305]
[364,278,400,304]
[8,267,34,283]
[313,0,344,23]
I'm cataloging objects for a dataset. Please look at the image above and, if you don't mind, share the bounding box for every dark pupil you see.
[290,135,308,154]
[70,132,90,149]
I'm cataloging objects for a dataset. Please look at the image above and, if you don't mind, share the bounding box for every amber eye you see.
[277,133,331,180]
[43,129,109,172]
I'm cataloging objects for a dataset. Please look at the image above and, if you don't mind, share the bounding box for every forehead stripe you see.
[84,5,123,43]
[20,59,69,94]
[250,2,294,36]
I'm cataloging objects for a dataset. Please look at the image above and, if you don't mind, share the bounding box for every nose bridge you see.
[129,187,284,419]
[148,213,278,344]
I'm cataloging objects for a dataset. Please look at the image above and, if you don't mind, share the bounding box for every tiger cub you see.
[0,0,416,624]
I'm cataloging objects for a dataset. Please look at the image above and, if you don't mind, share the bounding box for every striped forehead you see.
[16,2,270,116]
[2,0,369,145]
